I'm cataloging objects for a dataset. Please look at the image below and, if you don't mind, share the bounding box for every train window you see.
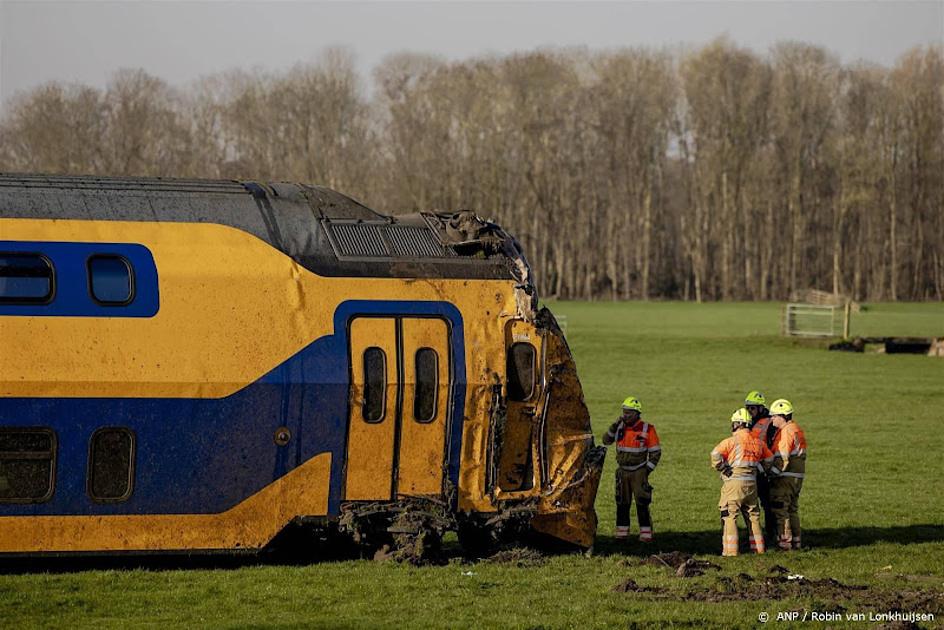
[0,253,54,304]
[88,255,134,305]
[0,428,56,502]
[88,428,135,502]
[506,342,536,401]
[414,348,439,423]
[363,347,386,423]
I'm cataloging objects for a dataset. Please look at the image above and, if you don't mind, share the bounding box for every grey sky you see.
[1,0,942,106]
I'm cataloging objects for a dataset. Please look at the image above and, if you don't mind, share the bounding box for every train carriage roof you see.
[0,173,513,280]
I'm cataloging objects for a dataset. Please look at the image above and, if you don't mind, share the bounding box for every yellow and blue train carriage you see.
[0,174,603,556]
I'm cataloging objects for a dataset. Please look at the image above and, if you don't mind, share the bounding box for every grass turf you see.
[3,301,943,628]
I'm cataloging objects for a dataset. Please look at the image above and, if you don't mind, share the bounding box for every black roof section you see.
[0,173,514,280]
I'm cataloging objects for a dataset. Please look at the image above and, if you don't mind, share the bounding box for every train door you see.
[497,320,542,493]
[344,316,451,501]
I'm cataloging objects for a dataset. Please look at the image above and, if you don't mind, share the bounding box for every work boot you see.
[749,534,765,554]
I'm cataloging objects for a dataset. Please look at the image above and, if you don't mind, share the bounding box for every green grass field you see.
[3,302,943,628]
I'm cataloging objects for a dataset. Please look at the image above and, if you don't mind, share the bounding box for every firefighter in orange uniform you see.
[602,396,661,542]
[768,399,808,550]
[710,408,775,556]
[744,390,777,541]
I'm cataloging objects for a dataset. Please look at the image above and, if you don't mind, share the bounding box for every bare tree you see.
[1,43,941,301]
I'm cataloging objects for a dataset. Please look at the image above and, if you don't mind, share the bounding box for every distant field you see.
[3,302,943,629]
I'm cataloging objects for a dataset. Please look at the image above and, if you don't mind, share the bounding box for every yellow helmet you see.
[770,399,794,416]
[621,396,643,412]
[744,390,766,406]
[730,407,752,425]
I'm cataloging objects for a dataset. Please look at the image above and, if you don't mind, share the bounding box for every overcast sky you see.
[1,0,942,107]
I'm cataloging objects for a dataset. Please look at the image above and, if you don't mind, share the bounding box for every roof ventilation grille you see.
[324,221,456,260]
[386,225,455,258]
[329,222,390,257]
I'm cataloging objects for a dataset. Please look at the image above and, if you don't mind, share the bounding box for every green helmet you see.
[730,407,752,425]
[621,396,643,413]
[770,399,794,416]
[744,390,766,406]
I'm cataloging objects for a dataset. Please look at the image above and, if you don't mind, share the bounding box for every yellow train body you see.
[0,175,603,555]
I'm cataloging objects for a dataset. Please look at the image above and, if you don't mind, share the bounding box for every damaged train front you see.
[440,211,607,550]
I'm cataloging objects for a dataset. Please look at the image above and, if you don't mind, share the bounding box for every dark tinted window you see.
[0,428,56,502]
[88,428,134,501]
[0,253,53,303]
[507,342,536,402]
[363,347,386,423]
[88,255,133,304]
[414,348,439,423]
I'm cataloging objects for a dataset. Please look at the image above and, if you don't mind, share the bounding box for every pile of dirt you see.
[484,546,547,567]
[684,576,944,613]
[643,552,721,577]
[613,561,944,617]
[869,590,944,619]
[612,578,666,595]
[685,574,870,603]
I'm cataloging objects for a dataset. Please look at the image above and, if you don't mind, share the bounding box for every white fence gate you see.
[782,303,850,338]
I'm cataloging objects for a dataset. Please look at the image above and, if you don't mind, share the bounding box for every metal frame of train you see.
[0,174,604,557]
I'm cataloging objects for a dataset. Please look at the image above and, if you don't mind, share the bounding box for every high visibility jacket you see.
[750,414,775,447]
[710,429,774,482]
[771,421,807,478]
[603,419,661,471]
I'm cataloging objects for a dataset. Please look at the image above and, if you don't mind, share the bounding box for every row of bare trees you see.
[1,40,942,301]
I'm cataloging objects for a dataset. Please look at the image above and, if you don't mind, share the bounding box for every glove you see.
[612,421,625,441]
[721,464,733,478]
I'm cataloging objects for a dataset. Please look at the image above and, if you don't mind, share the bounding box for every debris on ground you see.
[675,558,720,578]
[339,494,455,566]
[372,544,395,562]
[612,567,944,616]
[612,578,665,594]
[681,574,869,602]
[484,546,547,567]
[642,551,721,577]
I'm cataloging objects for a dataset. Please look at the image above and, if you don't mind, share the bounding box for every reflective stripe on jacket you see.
[771,421,807,478]
[605,419,662,471]
[750,415,775,447]
[710,429,774,481]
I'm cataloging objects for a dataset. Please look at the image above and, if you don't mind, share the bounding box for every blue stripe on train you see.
[0,300,465,518]
[0,241,160,317]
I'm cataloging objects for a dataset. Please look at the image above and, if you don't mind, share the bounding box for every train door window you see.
[507,342,536,401]
[0,253,54,304]
[413,347,439,423]
[0,428,56,502]
[88,255,134,305]
[363,347,387,423]
[88,428,135,502]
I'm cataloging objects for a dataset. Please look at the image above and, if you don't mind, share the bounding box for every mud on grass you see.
[613,558,944,618]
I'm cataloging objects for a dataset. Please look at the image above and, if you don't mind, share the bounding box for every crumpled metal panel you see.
[530,309,605,548]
